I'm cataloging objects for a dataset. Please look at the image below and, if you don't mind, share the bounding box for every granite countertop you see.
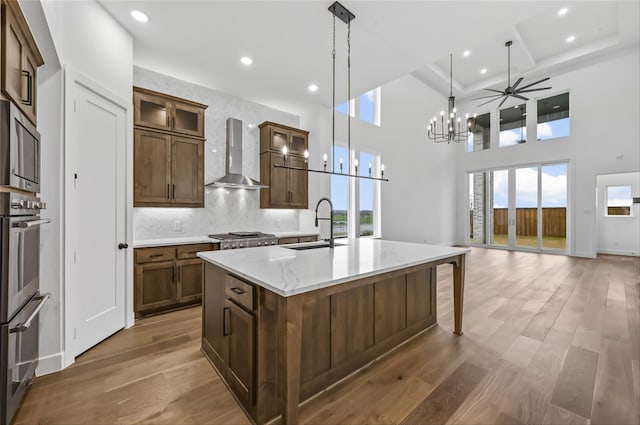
[198,238,470,297]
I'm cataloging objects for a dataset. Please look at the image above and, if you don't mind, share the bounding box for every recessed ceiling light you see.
[463,50,470,57]
[514,105,519,109]
[130,10,149,22]
[480,68,487,74]
[558,7,568,16]
[308,84,319,92]
[566,35,576,43]
[240,56,253,65]
[553,105,560,109]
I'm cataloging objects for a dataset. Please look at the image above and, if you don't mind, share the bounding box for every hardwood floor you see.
[14,248,640,425]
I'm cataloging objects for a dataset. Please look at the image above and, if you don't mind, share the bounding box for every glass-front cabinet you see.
[134,87,205,138]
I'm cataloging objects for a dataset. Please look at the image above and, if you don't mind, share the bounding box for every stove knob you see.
[257,242,262,246]
[231,244,236,249]
[11,199,23,209]
[39,201,46,210]
[239,243,244,248]
[271,241,276,245]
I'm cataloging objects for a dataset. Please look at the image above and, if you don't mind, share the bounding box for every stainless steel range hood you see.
[206,118,268,190]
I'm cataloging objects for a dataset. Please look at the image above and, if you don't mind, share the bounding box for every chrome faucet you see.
[314,197,335,248]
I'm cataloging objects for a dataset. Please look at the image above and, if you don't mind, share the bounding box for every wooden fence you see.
[493,207,566,237]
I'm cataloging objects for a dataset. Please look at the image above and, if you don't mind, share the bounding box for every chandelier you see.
[427,54,476,144]
[274,1,388,182]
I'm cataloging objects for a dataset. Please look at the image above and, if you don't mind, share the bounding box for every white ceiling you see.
[98,1,640,115]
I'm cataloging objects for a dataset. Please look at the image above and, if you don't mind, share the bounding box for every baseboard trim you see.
[36,352,65,376]
[597,249,640,257]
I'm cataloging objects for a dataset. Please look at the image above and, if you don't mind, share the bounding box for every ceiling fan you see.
[476,40,551,107]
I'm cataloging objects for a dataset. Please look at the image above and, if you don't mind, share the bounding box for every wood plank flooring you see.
[14,248,640,425]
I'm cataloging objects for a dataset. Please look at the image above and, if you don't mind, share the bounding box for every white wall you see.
[454,49,640,257]
[132,67,303,240]
[596,172,640,256]
[32,0,133,374]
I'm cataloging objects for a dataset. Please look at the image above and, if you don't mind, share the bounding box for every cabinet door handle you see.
[166,116,170,127]
[172,184,176,199]
[149,253,164,258]
[172,117,176,128]
[167,184,170,199]
[223,307,230,336]
[21,70,33,106]
[230,287,245,295]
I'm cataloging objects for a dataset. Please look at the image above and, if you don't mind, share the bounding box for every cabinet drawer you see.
[135,247,175,263]
[225,275,255,311]
[278,237,299,245]
[177,243,213,259]
[299,235,318,243]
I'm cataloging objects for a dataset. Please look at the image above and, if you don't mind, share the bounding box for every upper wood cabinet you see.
[259,121,309,209]
[134,129,204,207]
[1,0,45,126]
[134,87,206,138]
[133,87,207,207]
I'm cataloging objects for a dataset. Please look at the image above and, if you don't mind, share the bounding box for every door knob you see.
[118,243,129,250]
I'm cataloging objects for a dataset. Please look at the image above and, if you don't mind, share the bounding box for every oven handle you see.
[10,293,51,333]
[12,219,51,228]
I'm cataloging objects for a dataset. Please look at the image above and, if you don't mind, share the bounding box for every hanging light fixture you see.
[274,1,388,182]
[428,54,476,144]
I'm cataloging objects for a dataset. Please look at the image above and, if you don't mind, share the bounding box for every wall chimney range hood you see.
[206,118,268,190]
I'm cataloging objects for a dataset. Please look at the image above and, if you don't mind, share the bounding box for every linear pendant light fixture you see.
[274,1,388,182]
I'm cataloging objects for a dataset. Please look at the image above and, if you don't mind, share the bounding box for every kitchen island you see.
[198,239,469,425]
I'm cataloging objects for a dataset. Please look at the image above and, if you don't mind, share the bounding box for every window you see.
[467,112,490,152]
[335,99,355,117]
[331,146,349,237]
[359,152,376,236]
[499,104,527,147]
[329,147,381,239]
[537,93,569,141]
[606,185,632,216]
[359,87,381,126]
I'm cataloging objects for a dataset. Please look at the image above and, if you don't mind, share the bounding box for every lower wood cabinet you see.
[277,235,318,245]
[201,261,437,425]
[134,243,218,316]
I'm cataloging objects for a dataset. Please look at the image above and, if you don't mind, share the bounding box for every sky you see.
[491,163,568,208]
[330,146,376,211]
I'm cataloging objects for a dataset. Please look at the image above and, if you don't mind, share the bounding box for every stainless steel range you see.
[208,231,278,250]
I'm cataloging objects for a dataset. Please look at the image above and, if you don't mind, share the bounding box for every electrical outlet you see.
[174,220,182,231]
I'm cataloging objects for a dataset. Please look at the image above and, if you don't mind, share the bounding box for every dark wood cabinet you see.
[224,299,255,404]
[259,122,309,209]
[133,87,206,207]
[202,260,439,425]
[134,129,204,207]
[1,0,44,126]
[277,235,318,245]
[134,243,218,316]
[134,87,206,138]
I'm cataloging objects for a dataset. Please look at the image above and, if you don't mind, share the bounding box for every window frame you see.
[535,90,571,143]
[605,185,633,217]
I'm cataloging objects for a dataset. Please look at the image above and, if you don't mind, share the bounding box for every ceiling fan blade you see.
[511,77,524,90]
[477,96,504,107]
[517,77,550,91]
[512,94,529,102]
[498,95,509,108]
[516,87,552,94]
[483,88,506,94]
[474,93,505,100]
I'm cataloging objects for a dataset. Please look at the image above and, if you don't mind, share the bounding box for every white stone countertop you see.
[273,231,320,238]
[133,236,220,248]
[198,238,470,297]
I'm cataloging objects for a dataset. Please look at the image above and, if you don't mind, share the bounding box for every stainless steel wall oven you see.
[0,192,49,424]
[0,100,41,193]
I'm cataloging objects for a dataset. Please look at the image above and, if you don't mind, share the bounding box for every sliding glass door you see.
[470,162,568,253]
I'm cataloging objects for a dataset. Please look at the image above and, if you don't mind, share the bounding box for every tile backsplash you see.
[133,66,302,240]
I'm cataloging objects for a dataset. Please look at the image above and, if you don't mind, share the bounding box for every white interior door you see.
[66,73,127,357]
